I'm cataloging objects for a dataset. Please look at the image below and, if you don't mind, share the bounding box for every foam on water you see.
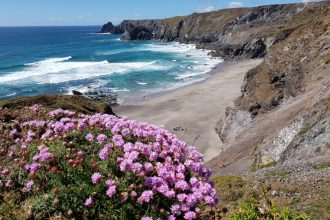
[95,49,129,56]
[140,42,196,53]
[111,88,130,92]
[136,81,148,85]
[1,92,17,98]
[92,38,121,43]
[0,57,167,84]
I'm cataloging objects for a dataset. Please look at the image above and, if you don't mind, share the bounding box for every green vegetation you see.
[327,102,330,111]
[299,127,310,136]
[251,161,277,172]
[313,161,330,170]
[211,176,246,202]
[228,199,309,220]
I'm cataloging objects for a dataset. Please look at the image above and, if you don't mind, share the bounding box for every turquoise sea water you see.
[0,26,221,102]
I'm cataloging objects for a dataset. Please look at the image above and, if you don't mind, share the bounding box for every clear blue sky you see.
[0,0,321,26]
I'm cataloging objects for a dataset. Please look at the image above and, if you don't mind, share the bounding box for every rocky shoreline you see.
[99,2,326,61]
[72,89,118,107]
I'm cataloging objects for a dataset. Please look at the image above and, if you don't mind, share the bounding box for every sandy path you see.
[114,59,262,161]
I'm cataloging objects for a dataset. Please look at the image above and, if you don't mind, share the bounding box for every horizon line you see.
[0,25,103,28]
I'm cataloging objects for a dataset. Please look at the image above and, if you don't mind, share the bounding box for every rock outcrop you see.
[99,21,123,34]
[122,26,153,40]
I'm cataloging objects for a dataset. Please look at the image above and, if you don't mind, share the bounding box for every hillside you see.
[100,1,330,218]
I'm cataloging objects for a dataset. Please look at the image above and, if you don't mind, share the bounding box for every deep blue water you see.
[0,26,221,102]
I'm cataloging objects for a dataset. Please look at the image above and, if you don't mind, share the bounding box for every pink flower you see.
[105,179,116,187]
[25,180,34,191]
[85,133,94,142]
[137,190,153,204]
[99,146,109,160]
[168,215,176,220]
[184,211,196,220]
[26,163,40,172]
[91,172,102,184]
[175,180,189,191]
[1,168,9,176]
[106,185,116,198]
[141,217,152,220]
[96,134,107,143]
[10,129,17,137]
[130,191,137,197]
[84,197,94,208]
[113,134,124,147]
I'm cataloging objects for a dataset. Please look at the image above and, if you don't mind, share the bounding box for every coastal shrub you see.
[0,105,217,219]
[229,199,309,220]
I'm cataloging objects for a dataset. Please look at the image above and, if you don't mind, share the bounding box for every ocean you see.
[0,26,221,102]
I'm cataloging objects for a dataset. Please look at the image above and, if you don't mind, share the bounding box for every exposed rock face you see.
[206,3,330,174]
[122,26,153,40]
[237,3,330,115]
[215,107,252,145]
[99,21,123,34]
[100,2,328,60]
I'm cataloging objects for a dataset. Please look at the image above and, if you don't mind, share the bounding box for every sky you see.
[0,0,324,26]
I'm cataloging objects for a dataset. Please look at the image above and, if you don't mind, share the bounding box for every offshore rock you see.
[99,21,123,34]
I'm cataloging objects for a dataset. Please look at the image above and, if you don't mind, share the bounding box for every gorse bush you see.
[0,105,217,219]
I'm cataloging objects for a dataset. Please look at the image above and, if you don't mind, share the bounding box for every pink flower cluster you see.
[26,104,43,111]
[7,110,218,219]
[48,108,75,117]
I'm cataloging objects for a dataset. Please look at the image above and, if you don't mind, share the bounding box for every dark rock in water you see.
[85,91,99,96]
[72,90,83,96]
[85,91,118,107]
[99,21,123,34]
[121,26,153,40]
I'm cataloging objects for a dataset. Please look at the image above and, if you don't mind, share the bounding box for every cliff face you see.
[100,2,330,175]
[208,3,330,174]
[100,2,327,59]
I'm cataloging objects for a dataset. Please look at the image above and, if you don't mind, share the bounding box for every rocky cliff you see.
[101,1,330,179]
[207,2,330,177]
[100,2,328,60]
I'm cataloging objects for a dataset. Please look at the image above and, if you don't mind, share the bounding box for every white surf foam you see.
[2,92,17,98]
[175,72,205,80]
[136,81,147,85]
[92,38,121,43]
[140,42,222,82]
[0,57,167,84]
[140,42,196,53]
[110,88,130,92]
[95,49,129,56]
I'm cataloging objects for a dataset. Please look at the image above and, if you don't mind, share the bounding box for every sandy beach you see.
[114,59,262,161]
